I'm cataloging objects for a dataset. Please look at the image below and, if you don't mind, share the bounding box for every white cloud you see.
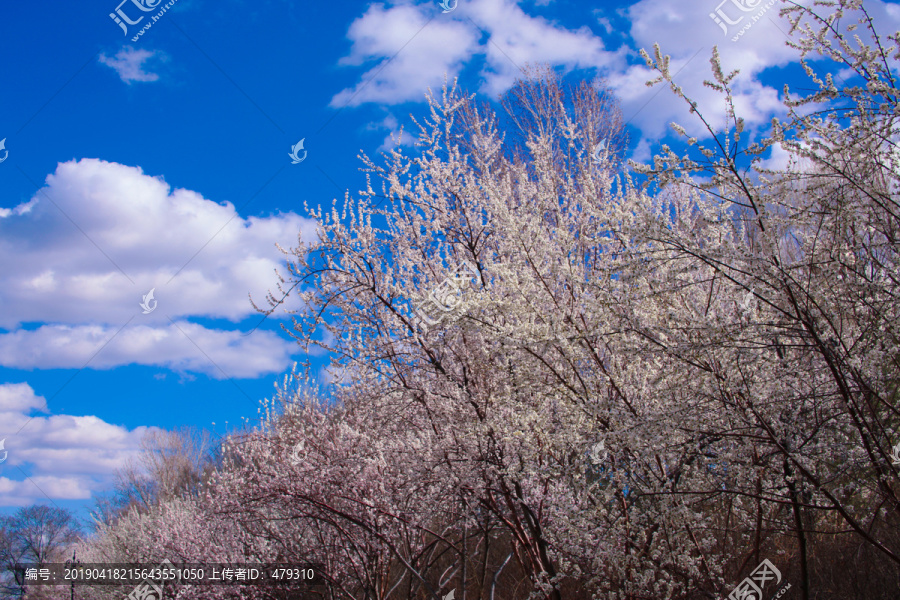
[600,0,798,141]
[0,158,315,328]
[0,158,314,378]
[612,0,900,142]
[331,0,621,107]
[368,113,417,153]
[0,322,296,379]
[0,382,156,507]
[330,0,900,155]
[99,47,166,84]
[330,3,480,107]
[0,198,36,219]
[0,382,49,413]
[755,141,795,172]
[0,477,95,505]
[628,137,654,165]
[466,0,622,98]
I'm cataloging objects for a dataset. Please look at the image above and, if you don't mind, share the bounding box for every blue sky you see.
[0,0,897,521]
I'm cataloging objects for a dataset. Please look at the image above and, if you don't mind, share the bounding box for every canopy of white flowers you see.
[78,2,900,598]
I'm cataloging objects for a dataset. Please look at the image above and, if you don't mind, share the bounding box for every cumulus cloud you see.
[329,0,900,155]
[0,322,295,379]
[330,3,480,107]
[0,159,315,328]
[368,113,418,153]
[0,477,95,506]
[0,382,49,413]
[99,47,166,84]
[613,0,900,141]
[466,0,621,97]
[326,0,800,146]
[331,0,621,107]
[0,198,37,219]
[599,0,797,140]
[0,158,313,378]
[0,382,156,506]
